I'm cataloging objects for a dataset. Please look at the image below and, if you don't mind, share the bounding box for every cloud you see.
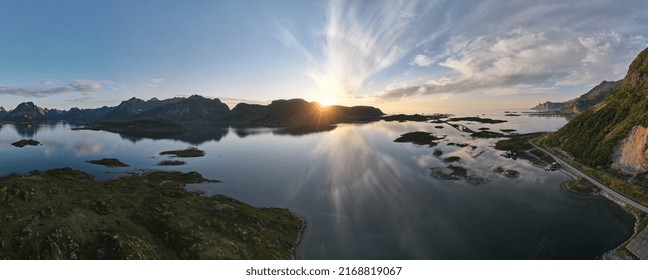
[41,80,56,86]
[271,0,648,107]
[381,29,648,99]
[0,80,104,97]
[411,54,433,67]
[280,0,434,97]
[279,0,648,102]
[143,78,165,87]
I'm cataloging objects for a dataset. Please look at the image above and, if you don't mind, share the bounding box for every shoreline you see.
[600,192,646,259]
[291,215,308,260]
[503,136,643,259]
[555,162,644,259]
[558,179,638,259]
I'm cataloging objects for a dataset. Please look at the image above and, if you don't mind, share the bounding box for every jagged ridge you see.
[530,80,622,114]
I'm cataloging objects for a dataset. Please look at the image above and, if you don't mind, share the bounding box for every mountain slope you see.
[229,99,384,127]
[103,97,183,119]
[0,95,384,130]
[559,80,622,114]
[545,47,648,171]
[530,101,569,111]
[4,102,48,122]
[530,80,621,114]
[135,95,230,122]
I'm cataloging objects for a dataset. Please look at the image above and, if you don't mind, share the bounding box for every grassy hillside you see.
[545,47,648,167]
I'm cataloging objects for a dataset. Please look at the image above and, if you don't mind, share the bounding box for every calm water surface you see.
[0,113,634,259]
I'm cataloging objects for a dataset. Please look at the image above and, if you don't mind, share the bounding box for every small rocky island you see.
[394,131,445,147]
[11,139,40,148]
[86,158,130,167]
[160,147,206,158]
[0,168,304,259]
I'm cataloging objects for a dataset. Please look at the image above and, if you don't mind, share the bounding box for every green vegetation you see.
[470,131,506,139]
[493,166,520,178]
[158,160,186,166]
[394,131,445,147]
[447,165,467,177]
[539,141,648,207]
[566,178,600,194]
[433,149,443,157]
[443,156,461,163]
[500,129,517,133]
[634,209,648,235]
[565,158,648,206]
[86,158,129,167]
[447,117,507,123]
[545,47,648,167]
[494,132,541,152]
[0,168,303,259]
[11,139,40,147]
[434,125,444,129]
[632,172,648,188]
[494,133,551,165]
[160,147,206,158]
[529,149,555,164]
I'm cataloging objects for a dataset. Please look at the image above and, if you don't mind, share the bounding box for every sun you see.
[315,94,337,107]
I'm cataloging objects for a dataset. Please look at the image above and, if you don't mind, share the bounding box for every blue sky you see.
[1,0,647,113]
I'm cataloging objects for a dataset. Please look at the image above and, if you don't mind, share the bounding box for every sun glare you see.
[315,94,337,107]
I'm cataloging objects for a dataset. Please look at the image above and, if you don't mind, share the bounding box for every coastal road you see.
[529,141,648,214]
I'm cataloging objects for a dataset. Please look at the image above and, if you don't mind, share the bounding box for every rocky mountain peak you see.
[622,47,648,88]
[17,101,37,108]
[5,101,47,122]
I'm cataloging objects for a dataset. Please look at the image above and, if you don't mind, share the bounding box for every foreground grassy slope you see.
[0,168,303,259]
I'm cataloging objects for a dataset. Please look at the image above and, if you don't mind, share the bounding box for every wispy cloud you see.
[143,78,165,87]
[279,0,648,102]
[0,80,104,97]
[411,54,433,67]
[381,30,648,99]
[280,0,434,98]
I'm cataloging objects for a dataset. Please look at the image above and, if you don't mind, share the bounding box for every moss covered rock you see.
[0,168,303,259]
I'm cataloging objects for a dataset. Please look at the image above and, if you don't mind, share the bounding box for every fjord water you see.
[0,113,634,259]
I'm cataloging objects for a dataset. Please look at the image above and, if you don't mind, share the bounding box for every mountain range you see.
[0,95,385,129]
[531,80,622,114]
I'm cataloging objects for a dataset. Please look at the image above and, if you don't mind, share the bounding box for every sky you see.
[1,0,647,114]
